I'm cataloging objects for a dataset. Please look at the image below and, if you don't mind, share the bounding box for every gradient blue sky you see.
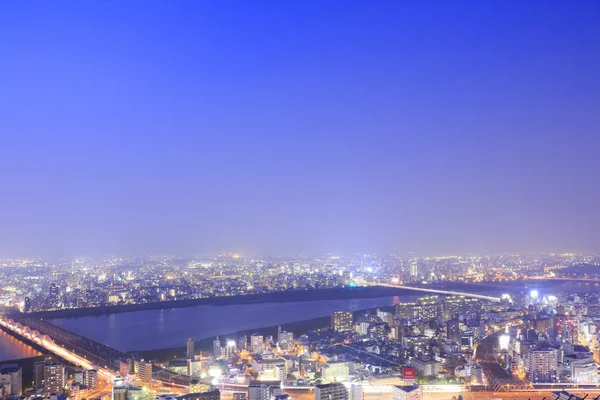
[1,0,599,257]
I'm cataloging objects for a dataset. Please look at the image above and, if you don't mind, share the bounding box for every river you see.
[0,328,42,362]
[48,296,404,352]
[13,279,600,355]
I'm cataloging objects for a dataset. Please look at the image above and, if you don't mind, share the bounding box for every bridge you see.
[0,315,192,388]
[375,283,502,302]
[0,316,115,381]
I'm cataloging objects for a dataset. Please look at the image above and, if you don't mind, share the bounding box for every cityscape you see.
[2,253,600,400]
[1,1,598,400]
[1,253,599,314]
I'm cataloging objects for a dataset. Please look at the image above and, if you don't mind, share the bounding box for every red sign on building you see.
[403,367,416,381]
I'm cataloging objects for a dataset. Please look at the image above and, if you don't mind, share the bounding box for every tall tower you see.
[186,338,195,359]
[213,337,221,358]
[409,260,418,279]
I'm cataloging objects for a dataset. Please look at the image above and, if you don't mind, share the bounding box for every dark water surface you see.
[0,328,42,362]
[27,279,600,354]
[48,296,405,351]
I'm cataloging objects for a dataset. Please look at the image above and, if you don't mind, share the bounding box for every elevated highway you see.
[0,316,115,381]
[0,315,192,388]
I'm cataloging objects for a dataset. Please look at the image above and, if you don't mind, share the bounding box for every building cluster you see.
[495,290,600,384]
[0,253,596,313]
[0,356,100,400]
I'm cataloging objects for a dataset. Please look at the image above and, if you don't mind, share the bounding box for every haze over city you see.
[1,0,599,257]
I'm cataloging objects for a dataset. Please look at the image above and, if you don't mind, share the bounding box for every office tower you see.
[248,380,281,400]
[34,361,45,390]
[392,385,421,400]
[409,260,418,278]
[43,362,65,395]
[526,349,558,383]
[331,311,353,332]
[225,339,237,358]
[233,393,247,400]
[277,331,294,351]
[0,364,22,395]
[86,369,98,389]
[314,383,348,400]
[250,334,263,354]
[213,337,221,358]
[134,360,152,383]
[187,338,195,359]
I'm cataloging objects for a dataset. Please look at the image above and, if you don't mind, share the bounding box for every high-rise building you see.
[42,362,65,395]
[409,260,419,279]
[225,339,238,358]
[392,385,421,400]
[33,361,45,390]
[86,369,98,389]
[314,383,348,400]
[413,296,441,321]
[526,349,558,383]
[397,298,440,322]
[251,334,264,354]
[331,311,353,332]
[188,359,202,378]
[187,338,195,359]
[443,296,482,320]
[0,364,22,395]
[134,360,152,383]
[213,337,222,358]
[277,331,294,351]
[248,380,281,400]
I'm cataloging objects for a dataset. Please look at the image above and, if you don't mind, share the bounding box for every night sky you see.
[1,1,599,256]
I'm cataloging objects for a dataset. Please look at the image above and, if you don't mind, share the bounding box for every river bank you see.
[133,305,395,362]
[27,286,422,319]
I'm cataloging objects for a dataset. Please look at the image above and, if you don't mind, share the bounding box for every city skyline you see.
[1,0,599,257]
